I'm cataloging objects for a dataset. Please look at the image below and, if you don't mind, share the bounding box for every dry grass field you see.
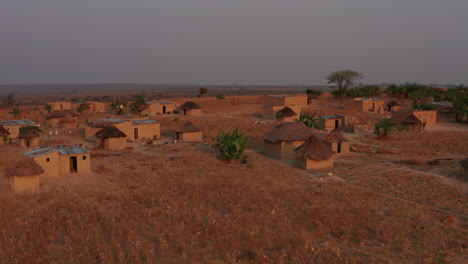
[0,93,467,263]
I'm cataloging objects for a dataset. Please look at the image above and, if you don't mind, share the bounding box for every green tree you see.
[198,87,208,97]
[3,93,16,105]
[9,108,20,118]
[374,119,397,139]
[44,103,54,113]
[111,98,127,115]
[216,94,225,103]
[212,128,248,162]
[326,70,364,101]
[305,89,322,99]
[297,111,319,128]
[129,94,148,113]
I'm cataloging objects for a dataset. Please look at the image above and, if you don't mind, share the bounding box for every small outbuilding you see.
[179,101,202,116]
[143,101,178,115]
[344,98,385,112]
[175,122,202,142]
[294,135,335,170]
[0,126,11,144]
[131,119,160,140]
[263,122,315,160]
[46,110,79,129]
[401,115,423,131]
[19,126,41,148]
[95,126,128,150]
[386,101,401,112]
[325,128,349,155]
[6,157,43,193]
[0,119,39,139]
[318,115,343,132]
[276,107,298,122]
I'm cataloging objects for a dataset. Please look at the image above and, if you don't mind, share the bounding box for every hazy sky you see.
[1,0,467,85]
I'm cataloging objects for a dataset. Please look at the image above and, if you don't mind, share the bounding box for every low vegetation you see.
[212,128,248,162]
[297,111,319,128]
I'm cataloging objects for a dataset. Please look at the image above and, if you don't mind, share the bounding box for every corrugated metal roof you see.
[426,101,453,107]
[88,118,129,127]
[320,115,343,119]
[357,98,382,102]
[24,146,88,157]
[132,119,158,125]
[0,119,37,126]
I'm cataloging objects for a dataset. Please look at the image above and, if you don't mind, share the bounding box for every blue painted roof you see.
[320,115,343,119]
[132,119,158,125]
[0,119,37,126]
[24,146,89,157]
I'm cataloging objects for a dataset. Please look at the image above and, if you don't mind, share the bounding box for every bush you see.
[345,85,381,98]
[306,89,322,99]
[413,104,433,110]
[374,119,397,139]
[297,111,319,128]
[212,128,248,162]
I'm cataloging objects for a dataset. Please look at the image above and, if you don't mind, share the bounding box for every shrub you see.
[374,119,397,139]
[297,111,319,128]
[345,85,381,98]
[212,128,248,162]
[306,89,322,99]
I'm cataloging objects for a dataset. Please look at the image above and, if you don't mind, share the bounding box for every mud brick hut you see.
[325,128,349,155]
[5,157,43,193]
[0,119,39,139]
[424,101,453,113]
[318,115,343,132]
[392,110,437,127]
[276,107,298,122]
[175,122,202,142]
[19,126,41,148]
[344,98,385,113]
[179,101,202,116]
[46,110,79,129]
[460,158,468,176]
[401,115,423,131]
[0,126,11,144]
[131,119,160,140]
[85,118,131,139]
[24,146,91,179]
[49,101,73,111]
[295,135,335,170]
[259,95,306,119]
[143,101,178,115]
[386,101,401,112]
[95,126,128,150]
[263,122,315,160]
[77,101,108,113]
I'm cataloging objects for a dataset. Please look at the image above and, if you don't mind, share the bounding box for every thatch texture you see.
[95,126,127,139]
[263,122,314,142]
[295,135,334,161]
[179,101,202,110]
[5,157,44,177]
[277,107,297,117]
[175,122,201,133]
[326,128,347,142]
[0,126,10,136]
[402,115,422,125]
[46,110,79,119]
[386,101,401,106]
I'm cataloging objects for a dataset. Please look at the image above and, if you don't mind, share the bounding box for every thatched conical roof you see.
[0,126,10,137]
[386,101,401,106]
[325,128,347,142]
[175,122,201,133]
[5,157,44,177]
[263,122,314,142]
[294,135,334,161]
[61,113,78,123]
[179,101,202,110]
[402,115,422,125]
[95,126,127,139]
[46,110,78,120]
[277,107,297,117]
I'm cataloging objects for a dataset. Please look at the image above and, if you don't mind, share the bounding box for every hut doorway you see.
[163,106,166,114]
[70,157,78,173]
[183,110,187,115]
[372,103,375,111]
[134,128,139,140]
[176,132,180,140]
[337,142,342,153]
[334,120,339,128]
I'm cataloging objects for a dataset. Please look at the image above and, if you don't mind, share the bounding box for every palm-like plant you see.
[44,103,54,113]
[297,111,319,128]
[212,128,248,162]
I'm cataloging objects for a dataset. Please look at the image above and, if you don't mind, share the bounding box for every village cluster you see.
[1,89,453,194]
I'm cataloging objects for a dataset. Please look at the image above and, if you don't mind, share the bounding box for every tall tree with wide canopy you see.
[326,70,364,101]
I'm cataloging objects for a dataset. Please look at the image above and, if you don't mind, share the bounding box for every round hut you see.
[263,122,315,160]
[6,157,44,193]
[95,126,127,150]
[0,126,11,144]
[294,135,335,170]
[276,107,298,122]
[19,126,41,148]
[325,128,349,155]
[175,122,202,142]
[179,101,202,116]
[402,115,423,131]
[386,101,401,112]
